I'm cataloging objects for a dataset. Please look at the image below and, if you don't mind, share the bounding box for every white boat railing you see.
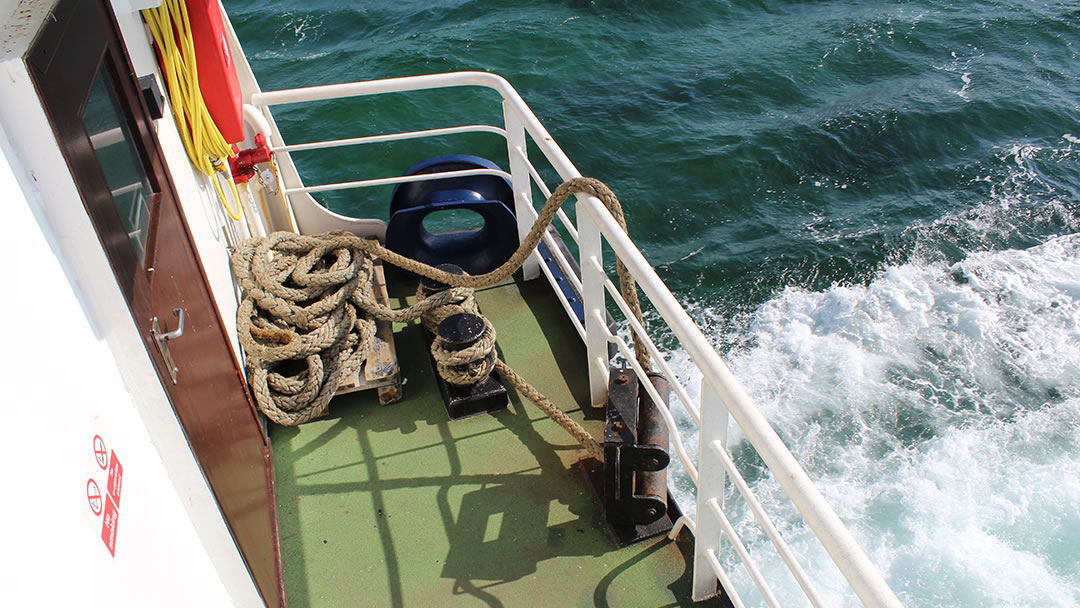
[250,72,902,608]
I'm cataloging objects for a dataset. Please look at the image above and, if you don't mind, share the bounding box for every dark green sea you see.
[226,1,1080,605]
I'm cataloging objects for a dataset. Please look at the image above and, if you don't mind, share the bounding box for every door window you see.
[82,67,153,264]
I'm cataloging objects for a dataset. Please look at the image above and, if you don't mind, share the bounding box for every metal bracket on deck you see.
[591,367,674,545]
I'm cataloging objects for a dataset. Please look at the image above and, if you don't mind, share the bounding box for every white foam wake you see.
[670,233,1080,606]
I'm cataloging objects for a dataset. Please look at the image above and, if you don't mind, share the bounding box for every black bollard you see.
[419,272,508,420]
[419,263,466,298]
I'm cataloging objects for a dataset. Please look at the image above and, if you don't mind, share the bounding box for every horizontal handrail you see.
[253,71,514,107]
[252,72,587,205]
[536,249,586,341]
[512,146,579,242]
[272,124,506,153]
[516,198,585,297]
[283,167,512,195]
[670,514,697,539]
[515,201,587,341]
[596,273,701,426]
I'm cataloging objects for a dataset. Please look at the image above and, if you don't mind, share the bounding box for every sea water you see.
[225,1,1080,605]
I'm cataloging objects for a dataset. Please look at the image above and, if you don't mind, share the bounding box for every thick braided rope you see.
[415,283,480,334]
[232,238,378,425]
[234,177,649,429]
[233,235,481,425]
[430,320,498,385]
[416,282,498,383]
[494,361,604,460]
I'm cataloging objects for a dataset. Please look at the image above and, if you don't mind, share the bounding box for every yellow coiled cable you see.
[143,0,243,221]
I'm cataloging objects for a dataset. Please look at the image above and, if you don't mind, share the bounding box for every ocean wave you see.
[667,232,1080,606]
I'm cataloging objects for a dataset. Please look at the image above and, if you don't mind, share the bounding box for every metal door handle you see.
[152,307,185,384]
[162,307,184,340]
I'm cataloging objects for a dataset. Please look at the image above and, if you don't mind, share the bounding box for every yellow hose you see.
[211,162,244,222]
[143,0,242,221]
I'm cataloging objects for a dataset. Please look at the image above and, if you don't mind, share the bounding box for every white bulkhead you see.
[0,0,262,604]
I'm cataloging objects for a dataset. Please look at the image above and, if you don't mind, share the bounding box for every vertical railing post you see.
[578,202,609,407]
[503,101,540,280]
[694,377,729,600]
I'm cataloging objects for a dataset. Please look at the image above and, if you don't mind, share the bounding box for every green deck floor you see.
[270,277,710,607]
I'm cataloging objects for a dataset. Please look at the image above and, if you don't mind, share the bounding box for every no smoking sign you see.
[85,433,123,556]
[93,435,108,470]
[86,479,102,515]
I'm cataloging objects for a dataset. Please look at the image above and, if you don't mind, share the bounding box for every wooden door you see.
[27,1,283,605]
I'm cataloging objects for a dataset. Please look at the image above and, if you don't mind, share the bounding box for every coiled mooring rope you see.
[417,282,498,385]
[232,177,646,459]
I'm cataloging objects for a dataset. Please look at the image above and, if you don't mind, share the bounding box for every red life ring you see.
[186,0,244,144]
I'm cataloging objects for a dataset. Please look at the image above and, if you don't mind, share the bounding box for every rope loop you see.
[430,318,498,385]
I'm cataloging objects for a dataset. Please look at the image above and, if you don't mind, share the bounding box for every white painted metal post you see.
[578,199,609,407]
[694,377,730,600]
[503,102,539,280]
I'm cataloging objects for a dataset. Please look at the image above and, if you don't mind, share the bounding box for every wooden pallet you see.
[336,259,402,405]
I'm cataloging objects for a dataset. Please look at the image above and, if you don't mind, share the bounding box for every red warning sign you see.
[106,450,123,506]
[93,435,108,470]
[100,494,119,557]
[86,433,124,557]
[87,479,103,516]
